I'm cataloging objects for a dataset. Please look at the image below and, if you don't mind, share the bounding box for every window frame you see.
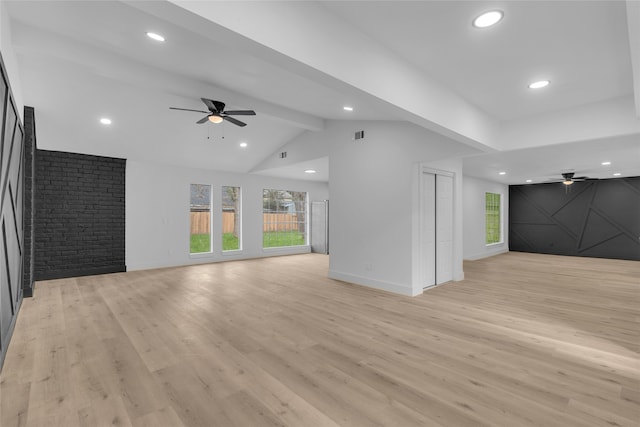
[485,192,503,246]
[262,189,309,249]
[221,186,242,253]
[189,183,213,255]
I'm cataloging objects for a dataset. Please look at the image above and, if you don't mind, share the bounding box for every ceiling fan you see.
[170,98,256,127]
[551,172,592,186]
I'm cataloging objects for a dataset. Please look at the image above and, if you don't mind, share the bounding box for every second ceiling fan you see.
[170,98,256,127]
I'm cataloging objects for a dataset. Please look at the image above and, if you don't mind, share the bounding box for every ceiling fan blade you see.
[223,110,256,116]
[170,107,209,114]
[201,98,226,113]
[223,116,246,127]
[196,115,210,124]
[573,176,589,180]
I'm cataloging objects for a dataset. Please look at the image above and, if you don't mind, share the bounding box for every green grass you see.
[192,231,305,252]
[263,231,306,248]
[190,233,211,253]
[223,233,240,251]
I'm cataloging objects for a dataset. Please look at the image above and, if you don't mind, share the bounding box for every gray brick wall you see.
[22,107,36,295]
[35,150,126,280]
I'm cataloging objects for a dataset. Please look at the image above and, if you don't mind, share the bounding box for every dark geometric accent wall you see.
[35,150,126,280]
[510,177,640,261]
[0,53,25,369]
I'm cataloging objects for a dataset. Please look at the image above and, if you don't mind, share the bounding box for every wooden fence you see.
[190,211,301,234]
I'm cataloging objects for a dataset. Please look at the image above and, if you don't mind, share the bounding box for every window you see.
[263,189,307,248]
[485,192,502,245]
[190,184,211,253]
[222,186,241,251]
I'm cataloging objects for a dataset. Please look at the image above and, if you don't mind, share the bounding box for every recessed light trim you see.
[613,172,621,176]
[498,171,506,175]
[528,80,550,89]
[343,106,353,111]
[100,118,112,125]
[601,161,611,166]
[526,179,532,183]
[146,32,165,42]
[239,142,248,148]
[304,169,317,174]
[473,10,503,28]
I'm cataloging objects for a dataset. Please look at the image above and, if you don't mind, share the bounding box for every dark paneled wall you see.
[35,150,126,280]
[0,53,25,369]
[510,177,640,260]
[22,107,35,297]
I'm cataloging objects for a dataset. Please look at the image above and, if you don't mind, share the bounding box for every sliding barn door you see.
[0,57,25,368]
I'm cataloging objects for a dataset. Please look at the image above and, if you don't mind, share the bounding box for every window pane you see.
[485,192,501,244]
[222,186,241,251]
[263,189,307,248]
[190,184,211,253]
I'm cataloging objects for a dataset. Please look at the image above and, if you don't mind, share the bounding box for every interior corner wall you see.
[34,150,126,280]
[463,175,509,260]
[294,120,479,296]
[0,2,24,121]
[125,160,329,271]
[510,177,640,260]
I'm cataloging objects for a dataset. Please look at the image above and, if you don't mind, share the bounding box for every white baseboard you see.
[464,248,509,261]
[328,270,414,296]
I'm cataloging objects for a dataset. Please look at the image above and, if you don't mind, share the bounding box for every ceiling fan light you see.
[208,115,223,124]
[563,180,573,185]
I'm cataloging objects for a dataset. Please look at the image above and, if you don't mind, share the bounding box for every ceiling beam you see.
[160,0,500,152]
[626,0,640,118]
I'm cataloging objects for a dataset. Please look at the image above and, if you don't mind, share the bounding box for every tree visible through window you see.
[263,189,307,248]
[222,186,241,251]
[190,184,212,253]
[486,192,501,245]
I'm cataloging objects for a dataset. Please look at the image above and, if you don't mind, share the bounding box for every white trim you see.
[464,248,508,261]
[329,270,419,297]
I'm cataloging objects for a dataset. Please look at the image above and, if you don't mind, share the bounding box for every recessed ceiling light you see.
[498,171,506,175]
[601,161,611,166]
[526,179,532,183]
[304,169,317,174]
[146,32,165,42]
[343,106,353,111]
[100,118,112,125]
[239,142,248,148]
[613,172,621,176]
[473,10,503,28]
[528,80,550,89]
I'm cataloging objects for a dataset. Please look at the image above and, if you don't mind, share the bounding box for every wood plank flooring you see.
[1,252,639,426]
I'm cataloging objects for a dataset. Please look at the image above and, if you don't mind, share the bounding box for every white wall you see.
[0,2,24,120]
[463,176,509,260]
[126,160,329,271]
[281,120,479,296]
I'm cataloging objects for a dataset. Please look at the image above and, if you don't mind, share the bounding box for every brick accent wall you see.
[35,150,126,280]
[22,107,36,296]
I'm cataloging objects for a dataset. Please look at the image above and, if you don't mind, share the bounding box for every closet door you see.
[422,172,436,287]
[435,175,453,284]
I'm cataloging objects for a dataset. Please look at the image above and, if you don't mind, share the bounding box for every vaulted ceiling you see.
[4,0,639,184]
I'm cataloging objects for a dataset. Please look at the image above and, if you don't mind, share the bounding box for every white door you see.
[436,175,453,284]
[422,171,454,288]
[422,173,436,287]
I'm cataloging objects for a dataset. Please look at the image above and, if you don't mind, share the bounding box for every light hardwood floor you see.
[1,252,639,426]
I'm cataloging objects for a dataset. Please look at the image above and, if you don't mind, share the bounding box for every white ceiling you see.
[4,0,640,184]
